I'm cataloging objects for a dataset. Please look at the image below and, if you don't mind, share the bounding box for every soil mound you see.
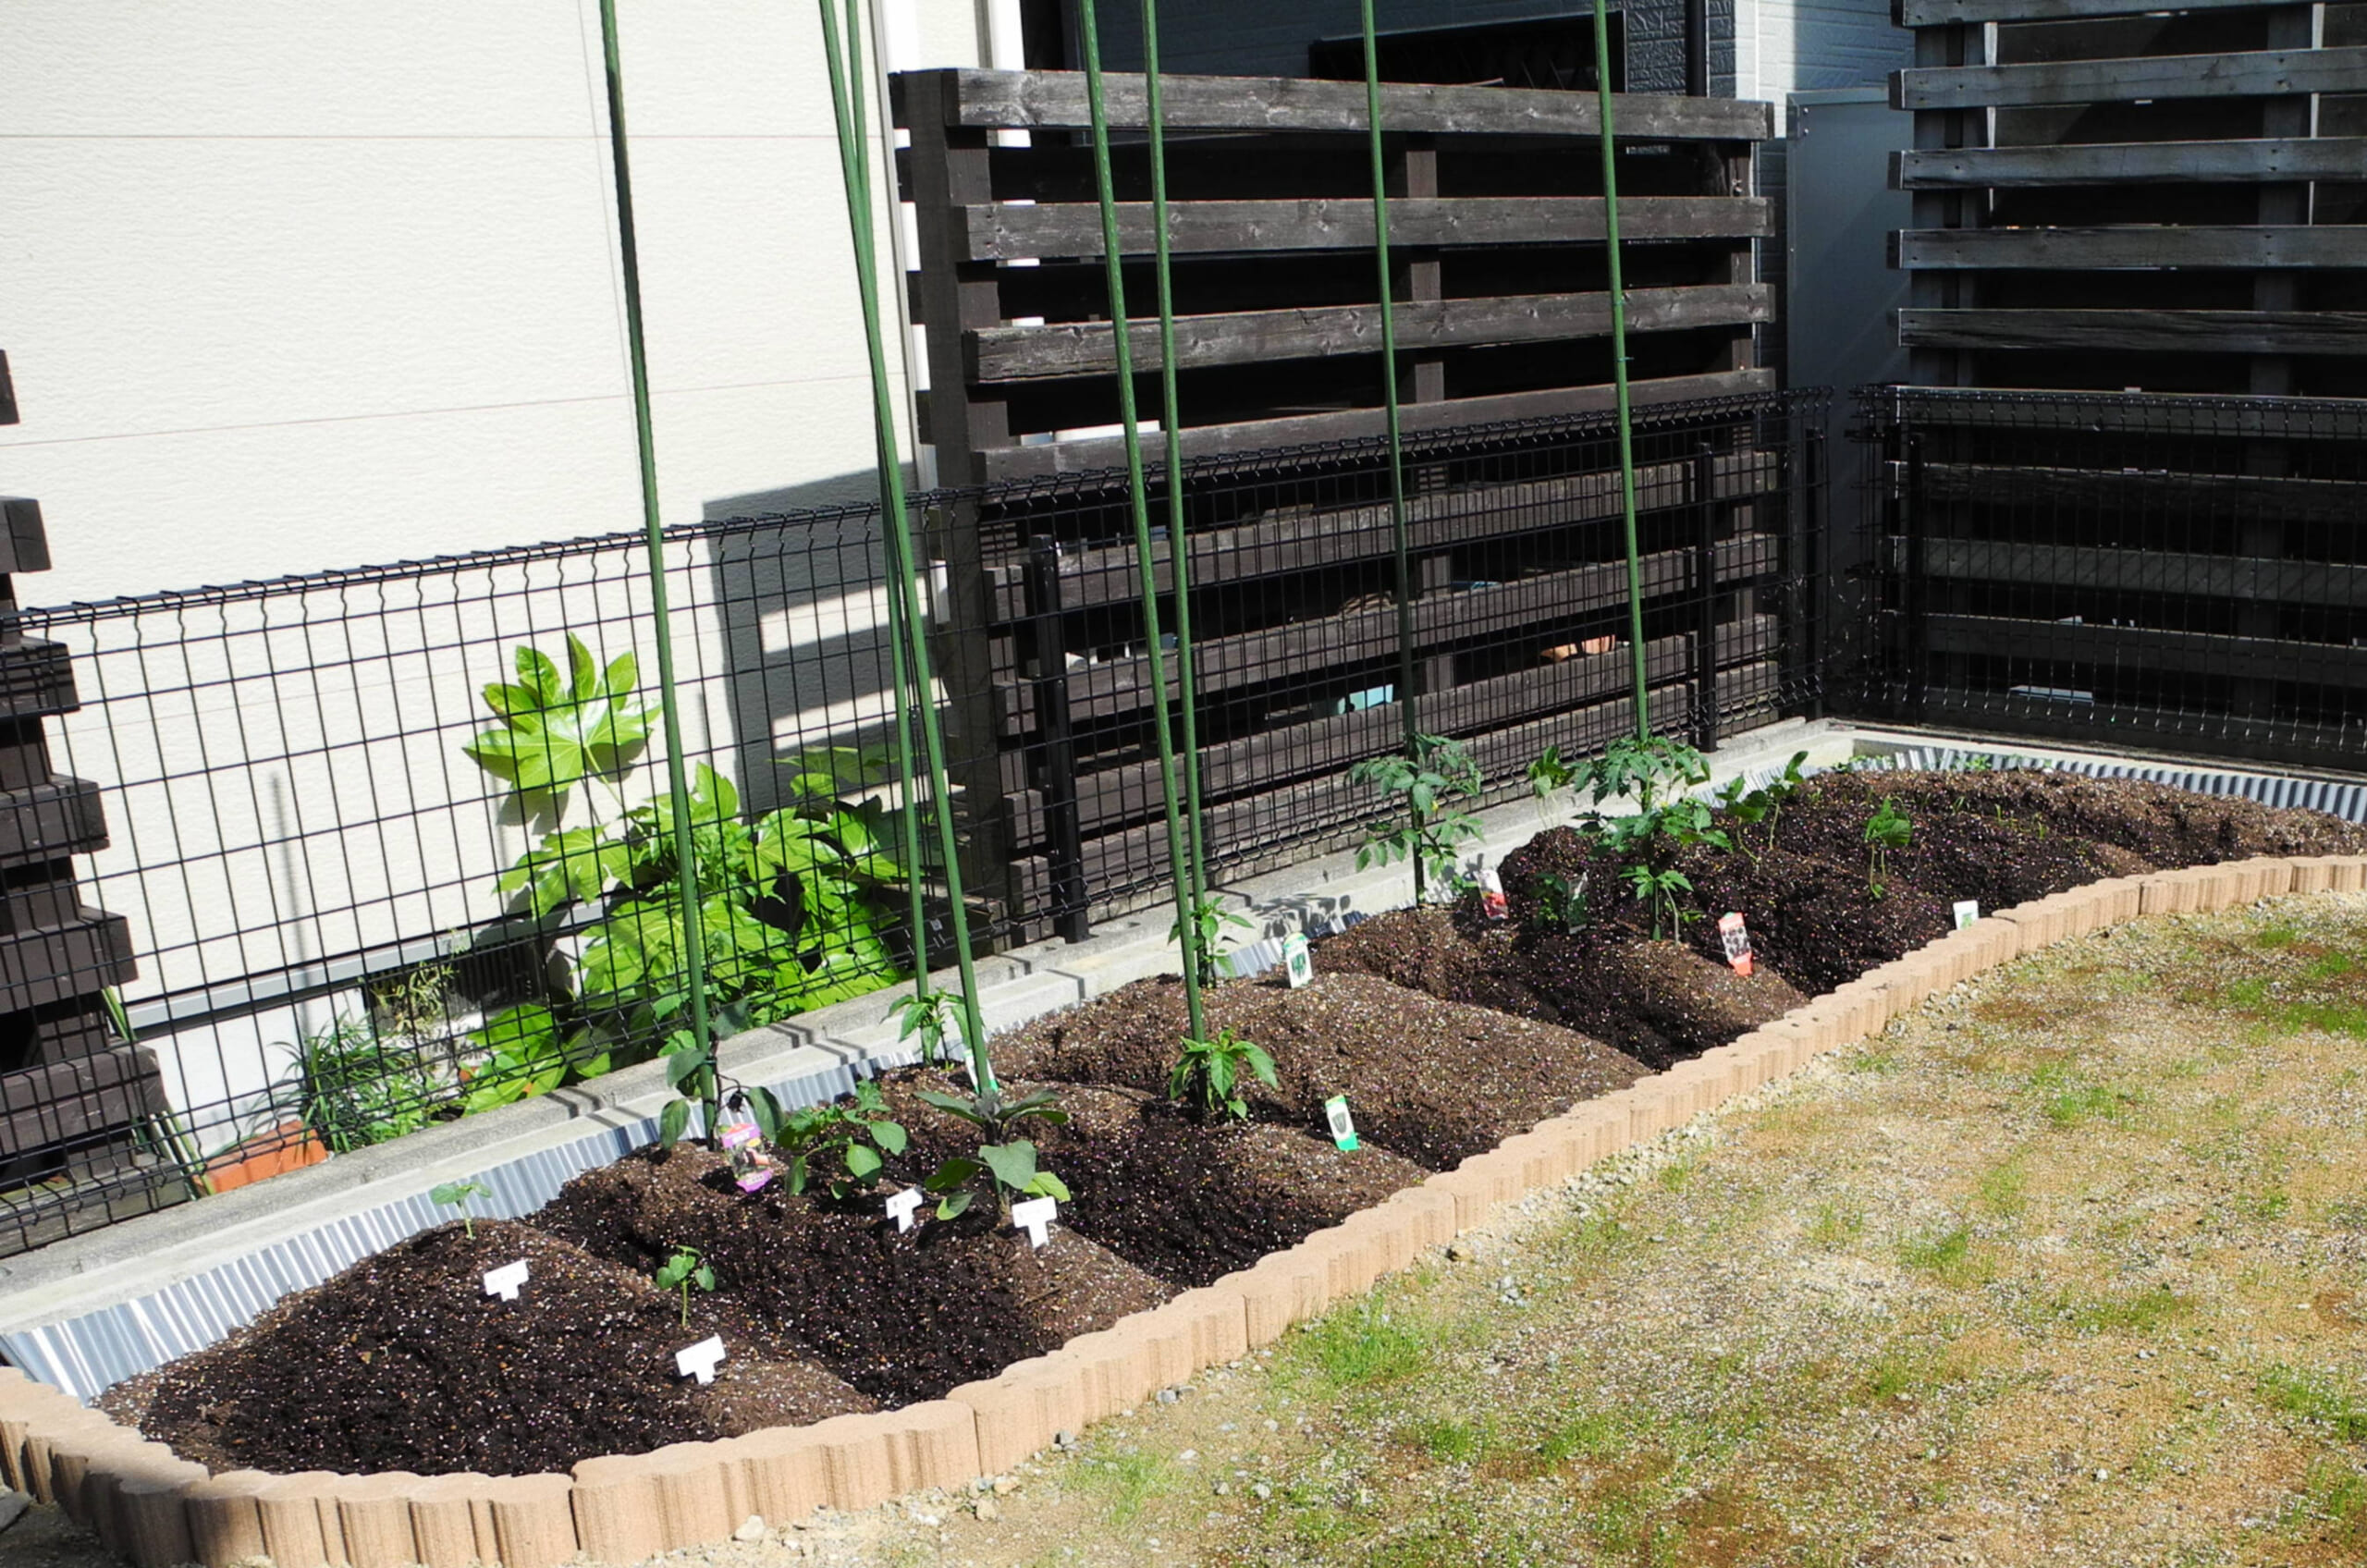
[536,1145,1170,1405]
[1523,936,1806,1068]
[875,1073,1432,1288]
[996,971,1649,1168]
[1316,907,1553,1021]
[110,1219,871,1476]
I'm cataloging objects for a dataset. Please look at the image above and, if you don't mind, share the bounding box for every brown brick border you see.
[5,854,2361,1566]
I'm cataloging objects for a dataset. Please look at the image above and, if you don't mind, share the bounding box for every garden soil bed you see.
[98,766,2367,1484]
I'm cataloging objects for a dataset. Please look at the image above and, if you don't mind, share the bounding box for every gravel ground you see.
[17,894,2367,1566]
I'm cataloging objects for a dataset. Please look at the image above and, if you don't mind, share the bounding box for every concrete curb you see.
[3,851,2361,1563]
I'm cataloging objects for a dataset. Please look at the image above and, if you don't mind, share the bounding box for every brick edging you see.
[6,853,2361,1567]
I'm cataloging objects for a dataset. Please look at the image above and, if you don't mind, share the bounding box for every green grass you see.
[2055,1285,2191,1336]
[2256,1364,2367,1442]
[2304,951,2357,981]
[1974,1153,2030,1218]
[2027,1063,2138,1127]
[2254,925,2300,949]
[1897,1223,1987,1286]
[1079,1450,1171,1525]
[1295,1300,1432,1394]
[1403,1417,1482,1465]
[2279,1459,2367,1547]
[1807,1197,1866,1248]
[1538,1408,1625,1467]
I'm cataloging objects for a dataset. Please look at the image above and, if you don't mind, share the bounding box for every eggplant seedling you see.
[654,1244,715,1328]
[917,1084,1073,1222]
[430,1178,490,1240]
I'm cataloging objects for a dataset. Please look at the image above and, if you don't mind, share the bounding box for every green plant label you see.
[886,1185,925,1233]
[1282,933,1314,988]
[1953,899,1980,929]
[482,1259,529,1301]
[674,1335,727,1384]
[1012,1194,1058,1249]
[1325,1095,1359,1152]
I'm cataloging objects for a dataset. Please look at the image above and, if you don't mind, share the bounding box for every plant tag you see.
[718,1121,776,1194]
[1282,933,1314,988]
[1953,899,1980,930]
[1478,862,1508,923]
[1717,913,1754,977]
[885,1185,925,1233]
[675,1336,727,1384]
[482,1259,530,1301]
[1011,1195,1058,1249]
[1324,1095,1359,1152]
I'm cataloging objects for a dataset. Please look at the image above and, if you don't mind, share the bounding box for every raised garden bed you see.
[6,767,2366,1568]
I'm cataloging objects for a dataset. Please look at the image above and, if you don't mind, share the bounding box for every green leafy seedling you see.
[430,1178,491,1240]
[1171,894,1255,986]
[654,1243,715,1328]
[916,1085,1073,1221]
[1350,733,1486,900]
[1625,864,1697,941]
[892,989,964,1069]
[773,1079,909,1199]
[1864,796,1912,899]
[1169,1027,1279,1123]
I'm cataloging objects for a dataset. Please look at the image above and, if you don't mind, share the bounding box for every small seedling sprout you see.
[654,1243,715,1328]
[1865,796,1912,899]
[430,1178,491,1240]
[1169,1027,1279,1124]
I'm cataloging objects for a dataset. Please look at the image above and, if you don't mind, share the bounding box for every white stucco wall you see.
[0,0,982,607]
[1734,0,1909,133]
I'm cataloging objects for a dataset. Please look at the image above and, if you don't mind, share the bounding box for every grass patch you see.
[2305,951,2357,982]
[1294,1300,1432,1394]
[1807,1198,1866,1248]
[2254,925,2300,949]
[2026,1062,2139,1127]
[2280,1458,2367,1548]
[1975,1152,2030,1218]
[1538,1409,1625,1468]
[1079,1450,1171,1525]
[1403,1417,1482,1465]
[1897,1223,1988,1287]
[2256,1364,2367,1442]
[2054,1284,2191,1335]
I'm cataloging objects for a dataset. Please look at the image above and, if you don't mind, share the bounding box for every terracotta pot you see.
[205,1121,327,1193]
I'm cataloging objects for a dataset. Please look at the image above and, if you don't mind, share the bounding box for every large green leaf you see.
[978,1140,1039,1194]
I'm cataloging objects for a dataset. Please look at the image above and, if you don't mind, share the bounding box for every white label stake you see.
[1011,1195,1058,1249]
[1325,1095,1359,1152]
[1953,899,1980,930]
[675,1336,728,1384]
[1282,932,1313,988]
[482,1259,530,1302]
[886,1186,925,1233]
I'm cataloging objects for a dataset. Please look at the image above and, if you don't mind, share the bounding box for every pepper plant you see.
[1350,733,1486,900]
[1711,749,1809,864]
[772,1080,909,1199]
[1171,894,1254,986]
[1168,1028,1278,1124]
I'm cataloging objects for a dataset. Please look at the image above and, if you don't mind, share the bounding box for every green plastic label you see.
[1325,1094,1358,1152]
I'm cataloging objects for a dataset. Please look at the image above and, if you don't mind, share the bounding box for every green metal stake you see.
[1590,0,1652,739]
[1358,0,1430,902]
[818,0,994,1088]
[1078,0,1208,1043]
[1139,0,1214,950]
[594,0,716,1137]
[814,0,930,1020]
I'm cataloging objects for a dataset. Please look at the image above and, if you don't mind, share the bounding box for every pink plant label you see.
[886,1186,924,1233]
[482,1259,529,1301]
[1718,913,1754,976]
[719,1121,776,1194]
[675,1336,727,1384]
[1011,1195,1058,1249]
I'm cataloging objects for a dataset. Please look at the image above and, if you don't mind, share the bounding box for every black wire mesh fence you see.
[1850,387,2367,772]
[0,387,1825,1256]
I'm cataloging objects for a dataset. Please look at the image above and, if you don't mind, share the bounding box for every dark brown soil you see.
[874,1074,1434,1289]
[535,1145,1171,1407]
[1316,910,1553,1020]
[105,1220,873,1477]
[995,972,1650,1169]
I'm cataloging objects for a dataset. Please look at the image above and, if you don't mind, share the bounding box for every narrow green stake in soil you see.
[816,0,994,1090]
[1589,0,1652,738]
[1358,0,1432,901]
[593,0,717,1141]
[1078,0,1208,1045]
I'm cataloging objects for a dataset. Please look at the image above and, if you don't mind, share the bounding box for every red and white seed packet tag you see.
[719,1121,775,1194]
[1478,863,1508,923]
[1717,912,1754,976]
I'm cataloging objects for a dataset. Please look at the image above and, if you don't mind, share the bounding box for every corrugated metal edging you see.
[1740,743,2367,824]
[0,1047,917,1401]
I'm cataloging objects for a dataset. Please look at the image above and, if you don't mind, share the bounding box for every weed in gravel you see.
[1538,1408,1625,1467]
[2254,924,2301,949]
[2255,1363,2367,1442]
[1403,1415,1481,1465]
[2278,1458,2367,1547]
[1081,1449,1171,1525]
[1897,1222,1989,1287]
[1843,1046,1905,1074]
[1807,1196,1866,1248]
[1975,1149,2030,1218]
[2054,1284,2192,1336]
[1294,1300,1431,1394]
[2030,1063,2136,1126]
[2326,1194,2367,1229]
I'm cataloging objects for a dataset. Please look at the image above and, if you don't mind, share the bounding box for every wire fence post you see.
[1024,541,1091,943]
[592,0,714,1136]
[1078,0,1207,1041]
[818,0,993,1086]
[1692,439,1721,751]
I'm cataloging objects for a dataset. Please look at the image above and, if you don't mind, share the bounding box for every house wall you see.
[0,0,983,607]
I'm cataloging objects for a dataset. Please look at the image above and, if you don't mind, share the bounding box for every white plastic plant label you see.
[886,1186,925,1233]
[1011,1195,1058,1249]
[1325,1095,1359,1152]
[1716,913,1754,977]
[675,1336,728,1384]
[1953,899,1980,930]
[1282,932,1314,988]
[1478,860,1508,922]
[482,1260,530,1302]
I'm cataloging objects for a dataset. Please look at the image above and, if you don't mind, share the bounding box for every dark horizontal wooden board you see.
[1008,619,1773,846]
[978,367,1777,482]
[0,776,109,866]
[1898,0,2303,24]
[0,911,136,1017]
[961,197,1772,262]
[907,67,1773,142]
[1870,389,2367,441]
[1894,138,2367,188]
[1897,308,2367,355]
[1903,459,2367,524]
[1895,226,2367,270]
[1917,537,2367,607]
[0,1046,162,1160]
[1894,46,2367,110]
[992,447,1787,618]
[1004,535,1779,730]
[969,284,1771,382]
[1925,613,2367,686]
